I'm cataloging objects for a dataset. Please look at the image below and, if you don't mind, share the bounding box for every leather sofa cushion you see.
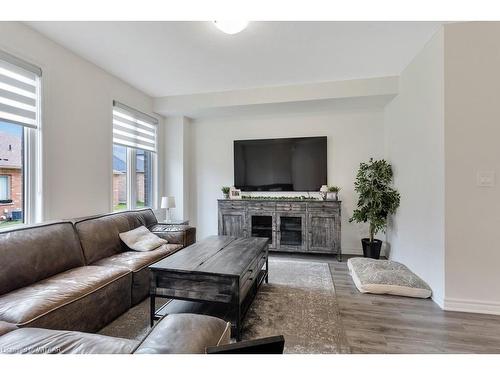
[74,209,159,264]
[0,222,85,295]
[133,313,231,354]
[0,327,137,354]
[93,243,182,272]
[0,266,130,326]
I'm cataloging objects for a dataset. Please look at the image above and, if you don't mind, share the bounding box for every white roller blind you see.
[0,51,41,129]
[113,101,158,152]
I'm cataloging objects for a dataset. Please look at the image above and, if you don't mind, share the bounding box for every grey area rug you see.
[99,258,350,354]
[242,258,350,353]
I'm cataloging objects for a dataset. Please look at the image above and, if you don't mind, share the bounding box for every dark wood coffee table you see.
[149,235,269,340]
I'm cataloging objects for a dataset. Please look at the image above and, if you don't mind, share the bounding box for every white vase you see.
[327,192,338,200]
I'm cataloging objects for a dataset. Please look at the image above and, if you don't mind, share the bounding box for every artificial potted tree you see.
[349,158,400,259]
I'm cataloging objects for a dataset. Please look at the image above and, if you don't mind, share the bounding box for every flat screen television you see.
[234,136,327,192]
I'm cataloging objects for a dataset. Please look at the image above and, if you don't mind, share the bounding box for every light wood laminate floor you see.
[272,252,500,354]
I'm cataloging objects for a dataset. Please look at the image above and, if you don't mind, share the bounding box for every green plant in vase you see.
[221,186,231,199]
[327,186,341,200]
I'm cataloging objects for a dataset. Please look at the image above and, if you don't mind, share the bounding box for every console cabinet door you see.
[276,212,306,251]
[218,210,247,237]
[307,213,338,253]
[248,211,276,249]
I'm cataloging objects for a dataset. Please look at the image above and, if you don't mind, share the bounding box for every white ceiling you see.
[27,21,442,98]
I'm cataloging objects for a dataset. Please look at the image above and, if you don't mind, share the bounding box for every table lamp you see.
[161,196,176,223]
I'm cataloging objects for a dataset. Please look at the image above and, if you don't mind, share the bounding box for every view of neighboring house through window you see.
[136,149,153,208]
[0,51,41,228]
[112,101,157,211]
[0,123,24,228]
[112,144,128,211]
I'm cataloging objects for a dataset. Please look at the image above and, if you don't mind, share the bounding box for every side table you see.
[160,219,189,225]
[149,222,196,248]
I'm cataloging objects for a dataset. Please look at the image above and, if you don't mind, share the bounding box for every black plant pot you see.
[361,238,382,259]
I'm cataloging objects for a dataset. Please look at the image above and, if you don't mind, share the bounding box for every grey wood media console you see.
[218,199,341,260]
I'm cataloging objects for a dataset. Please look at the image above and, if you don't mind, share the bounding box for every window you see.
[0,51,41,228]
[112,101,157,211]
[0,175,11,200]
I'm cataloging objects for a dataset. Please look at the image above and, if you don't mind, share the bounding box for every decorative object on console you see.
[241,195,318,201]
[160,196,176,223]
[221,186,230,199]
[319,185,328,200]
[229,187,242,200]
[327,186,341,201]
[349,158,400,259]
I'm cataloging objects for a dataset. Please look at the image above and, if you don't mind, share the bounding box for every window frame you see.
[24,122,42,224]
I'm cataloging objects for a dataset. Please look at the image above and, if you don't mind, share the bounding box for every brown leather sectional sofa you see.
[0,208,194,332]
[0,209,232,354]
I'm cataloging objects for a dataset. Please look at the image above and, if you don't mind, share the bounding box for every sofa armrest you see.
[149,225,196,247]
[206,335,285,354]
[133,313,230,354]
[0,321,18,337]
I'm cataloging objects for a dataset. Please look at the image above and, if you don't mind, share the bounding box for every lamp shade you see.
[161,196,176,209]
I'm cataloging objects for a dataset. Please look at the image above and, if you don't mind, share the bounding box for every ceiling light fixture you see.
[213,21,249,35]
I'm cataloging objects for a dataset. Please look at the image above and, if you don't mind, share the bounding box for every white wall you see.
[443,22,500,313]
[164,116,191,221]
[384,30,445,305]
[188,107,384,254]
[0,22,163,220]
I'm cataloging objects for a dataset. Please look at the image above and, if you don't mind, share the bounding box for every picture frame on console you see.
[229,187,242,199]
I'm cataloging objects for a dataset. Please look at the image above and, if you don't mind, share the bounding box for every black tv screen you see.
[234,136,327,192]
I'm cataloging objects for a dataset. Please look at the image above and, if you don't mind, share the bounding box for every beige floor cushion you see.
[347,257,432,298]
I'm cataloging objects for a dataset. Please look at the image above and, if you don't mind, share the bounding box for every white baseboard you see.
[444,297,500,315]
[343,248,363,255]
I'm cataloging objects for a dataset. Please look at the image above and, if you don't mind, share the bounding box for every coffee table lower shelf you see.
[151,268,268,340]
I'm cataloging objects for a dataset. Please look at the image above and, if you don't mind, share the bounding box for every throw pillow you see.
[119,226,167,251]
